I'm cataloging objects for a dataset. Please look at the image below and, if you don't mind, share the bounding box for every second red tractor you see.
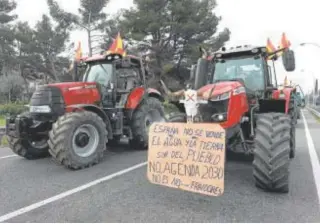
[162,45,297,193]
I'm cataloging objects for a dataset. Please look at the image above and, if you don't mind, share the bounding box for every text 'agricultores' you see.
[147,122,226,197]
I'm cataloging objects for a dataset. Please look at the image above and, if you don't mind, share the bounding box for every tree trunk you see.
[87,11,93,57]
[8,89,11,103]
[88,30,92,57]
[49,56,60,82]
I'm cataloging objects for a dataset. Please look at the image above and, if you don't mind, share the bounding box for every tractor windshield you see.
[213,57,264,91]
[83,62,113,86]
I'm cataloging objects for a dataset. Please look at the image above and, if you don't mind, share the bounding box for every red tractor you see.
[162,45,296,193]
[280,83,306,122]
[6,53,166,169]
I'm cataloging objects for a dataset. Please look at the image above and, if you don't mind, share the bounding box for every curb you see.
[307,106,320,118]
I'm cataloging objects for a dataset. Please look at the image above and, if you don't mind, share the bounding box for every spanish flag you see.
[280,32,291,49]
[75,41,83,62]
[277,33,291,56]
[105,32,127,56]
[266,38,276,59]
[266,38,276,53]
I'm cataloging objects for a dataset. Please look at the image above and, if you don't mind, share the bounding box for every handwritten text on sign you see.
[147,122,226,196]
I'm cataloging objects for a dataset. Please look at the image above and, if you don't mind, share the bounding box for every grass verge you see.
[0,116,5,126]
[0,135,8,147]
[310,112,320,123]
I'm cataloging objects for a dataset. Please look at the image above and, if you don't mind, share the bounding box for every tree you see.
[99,12,124,53]
[0,70,24,103]
[120,0,230,73]
[14,15,71,82]
[47,0,110,56]
[0,0,17,75]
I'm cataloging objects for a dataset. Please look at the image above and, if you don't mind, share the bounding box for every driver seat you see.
[116,71,138,108]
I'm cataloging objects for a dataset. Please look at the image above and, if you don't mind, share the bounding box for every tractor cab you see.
[210,46,270,102]
[81,53,148,108]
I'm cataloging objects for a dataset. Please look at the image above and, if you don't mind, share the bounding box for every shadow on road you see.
[107,138,140,153]
[226,151,254,162]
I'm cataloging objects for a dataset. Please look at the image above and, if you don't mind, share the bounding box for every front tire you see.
[8,137,49,159]
[253,113,291,193]
[8,112,49,159]
[129,97,166,149]
[48,111,108,170]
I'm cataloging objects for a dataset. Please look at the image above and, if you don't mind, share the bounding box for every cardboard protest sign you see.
[147,122,226,196]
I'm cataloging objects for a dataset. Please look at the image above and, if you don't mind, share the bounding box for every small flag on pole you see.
[75,41,83,62]
[266,38,277,59]
[105,32,127,56]
[278,33,291,56]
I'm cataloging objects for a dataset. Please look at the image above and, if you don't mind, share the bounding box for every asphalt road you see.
[0,110,319,223]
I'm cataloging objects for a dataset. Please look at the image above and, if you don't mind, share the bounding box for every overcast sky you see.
[15,0,320,93]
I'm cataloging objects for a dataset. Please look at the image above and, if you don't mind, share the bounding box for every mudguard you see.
[272,87,294,114]
[65,104,113,138]
[125,87,164,110]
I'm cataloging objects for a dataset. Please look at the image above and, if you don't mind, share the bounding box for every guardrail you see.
[307,106,320,118]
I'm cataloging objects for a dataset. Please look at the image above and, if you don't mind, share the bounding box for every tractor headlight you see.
[29,105,51,113]
[279,90,286,99]
[210,91,231,101]
[279,93,286,99]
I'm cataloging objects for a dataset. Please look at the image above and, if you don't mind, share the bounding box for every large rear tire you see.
[253,113,291,193]
[48,111,108,170]
[129,97,166,149]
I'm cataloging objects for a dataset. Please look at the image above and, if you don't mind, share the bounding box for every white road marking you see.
[0,155,17,160]
[0,161,147,222]
[302,111,320,205]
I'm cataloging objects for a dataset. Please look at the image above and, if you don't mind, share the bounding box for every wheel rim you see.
[72,124,100,158]
[145,110,165,131]
[28,138,48,149]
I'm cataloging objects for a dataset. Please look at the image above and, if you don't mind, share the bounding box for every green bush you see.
[0,103,28,116]
[163,100,180,114]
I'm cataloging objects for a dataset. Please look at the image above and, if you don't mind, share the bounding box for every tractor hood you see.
[197,81,244,100]
[47,82,98,92]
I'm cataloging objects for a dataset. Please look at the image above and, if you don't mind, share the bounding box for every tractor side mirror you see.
[194,58,209,90]
[282,49,296,72]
